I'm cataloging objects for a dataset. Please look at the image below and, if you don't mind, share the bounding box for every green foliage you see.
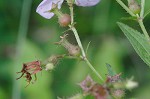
[117,22,150,67]
[144,8,150,18]
[106,63,116,76]
[1,0,150,98]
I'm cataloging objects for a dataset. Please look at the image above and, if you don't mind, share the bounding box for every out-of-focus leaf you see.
[106,63,116,76]
[117,22,150,67]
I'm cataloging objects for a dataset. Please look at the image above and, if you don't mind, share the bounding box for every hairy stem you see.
[140,0,145,18]
[69,25,104,81]
[115,0,136,17]
[84,58,104,81]
[116,0,150,41]
[138,0,150,41]
[68,3,104,81]
[70,26,86,58]
[138,18,150,41]
[69,4,74,24]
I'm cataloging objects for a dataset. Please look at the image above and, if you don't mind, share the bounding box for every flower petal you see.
[75,0,100,7]
[36,0,64,19]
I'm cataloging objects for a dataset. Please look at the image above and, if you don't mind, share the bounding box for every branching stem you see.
[68,2,104,81]
[115,0,136,17]
[115,0,150,41]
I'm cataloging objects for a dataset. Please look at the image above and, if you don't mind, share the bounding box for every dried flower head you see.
[79,75,96,93]
[106,73,122,83]
[112,89,125,99]
[91,84,108,99]
[16,60,42,87]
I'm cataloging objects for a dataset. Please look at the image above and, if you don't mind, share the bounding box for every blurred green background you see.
[0,0,150,99]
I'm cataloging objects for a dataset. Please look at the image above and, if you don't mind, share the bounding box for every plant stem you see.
[138,0,150,41]
[140,0,145,18]
[70,26,86,58]
[84,58,104,81]
[68,3,104,81]
[69,4,74,24]
[116,0,150,41]
[138,18,150,41]
[69,25,104,81]
[68,1,86,58]
[116,0,136,17]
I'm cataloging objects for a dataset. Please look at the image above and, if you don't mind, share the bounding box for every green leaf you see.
[117,22,150,67]
[144,8,150,18]
[121,16,137,21]
[106,63,116,76]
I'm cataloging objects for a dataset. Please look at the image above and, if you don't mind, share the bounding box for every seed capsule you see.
[59,14,71,27]
[128,0,141,14]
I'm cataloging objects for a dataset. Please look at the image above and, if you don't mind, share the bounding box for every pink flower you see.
[75,0,100,7]
[36,0,101,19]
[36,0,64,19]
[106,73,122,83]
[79,75,96,93]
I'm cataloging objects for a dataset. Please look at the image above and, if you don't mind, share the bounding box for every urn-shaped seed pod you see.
[128,0,141,14]
[43,55,64,71]
[58,14,71,27]
[55,34,81,56]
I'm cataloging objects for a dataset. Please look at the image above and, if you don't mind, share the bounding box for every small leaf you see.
[117,22,150,67]
[106,63,116,76]
[121,16,137,21]
[144,8,150,18]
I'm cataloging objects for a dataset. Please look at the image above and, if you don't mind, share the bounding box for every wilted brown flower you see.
[16,60,42,87]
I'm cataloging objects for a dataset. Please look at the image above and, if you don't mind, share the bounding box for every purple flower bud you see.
[36,0,64,19]
[75,0,100,7]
